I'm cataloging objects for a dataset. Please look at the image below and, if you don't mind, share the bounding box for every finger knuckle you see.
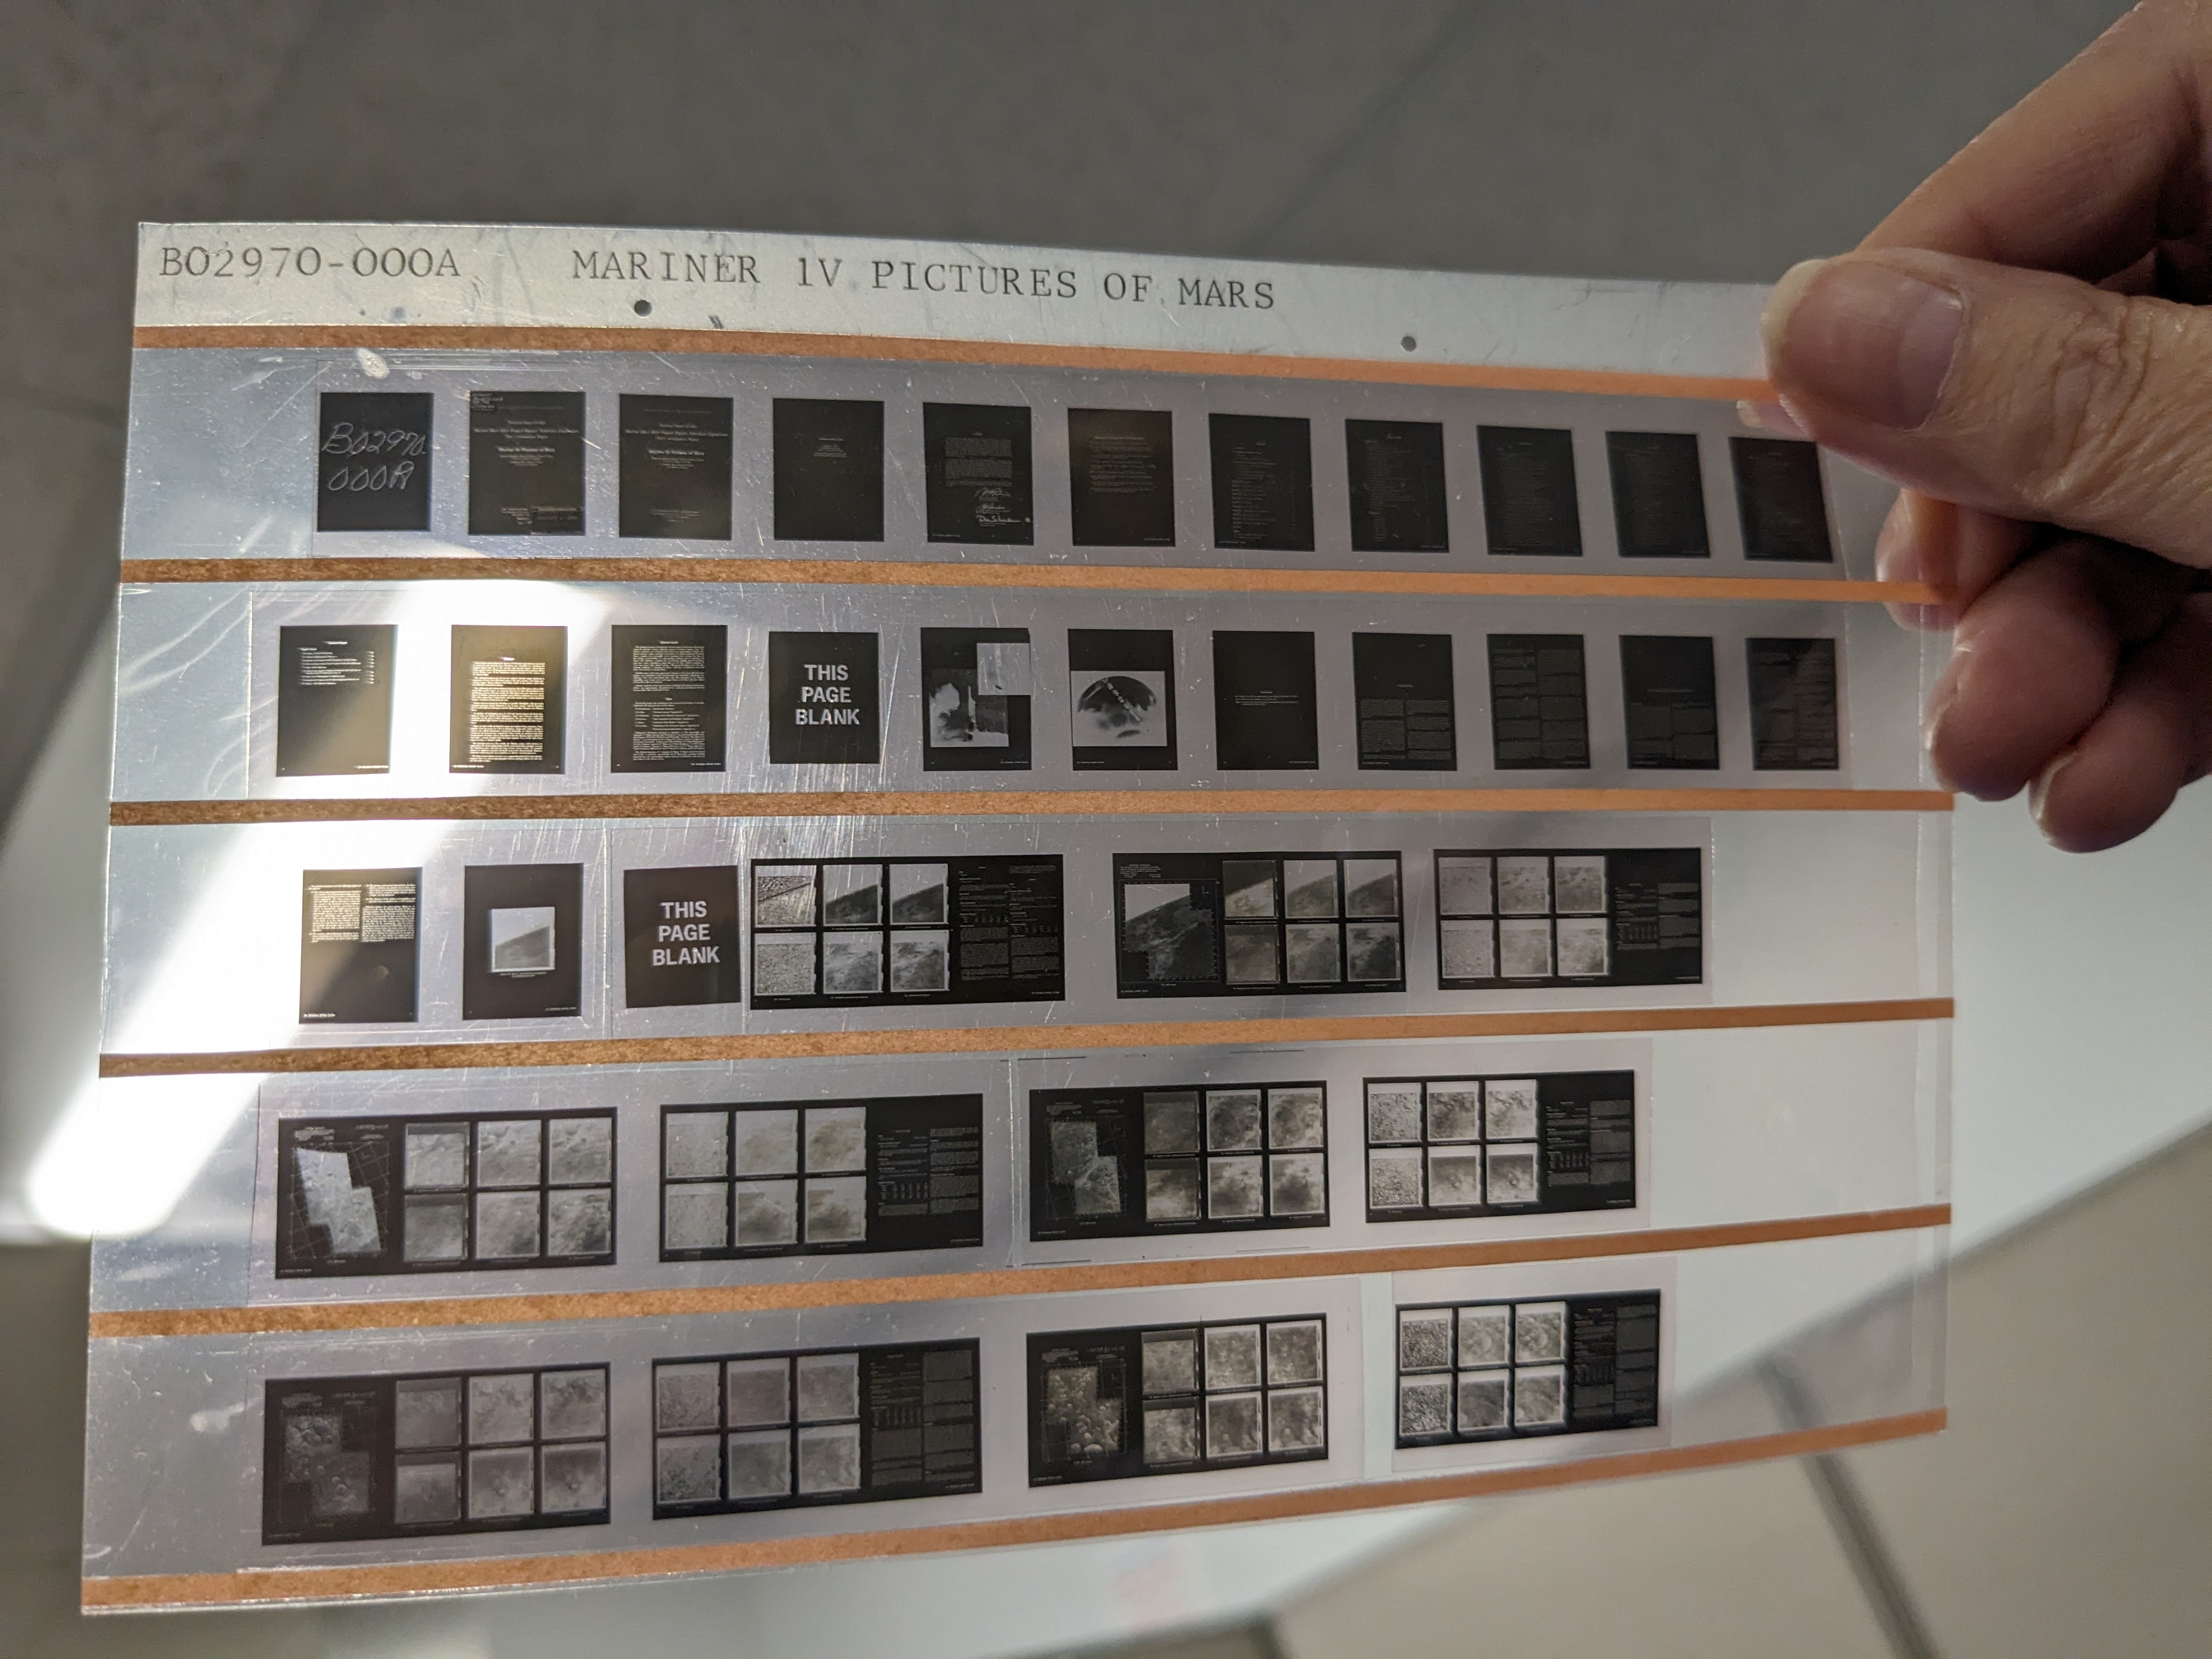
[2017,300,2169,521]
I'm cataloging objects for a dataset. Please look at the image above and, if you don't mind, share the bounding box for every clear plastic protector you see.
[122,348,1889,579]
[88,1020,1943,1318]
[101,810,1949,1056]
[82,1231,1939,1602]
[93,232,1949,1609]
[108,582,1942,803]
[236,1057,1013,1304]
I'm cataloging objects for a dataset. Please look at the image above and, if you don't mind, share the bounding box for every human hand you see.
[1754,0,2212,851]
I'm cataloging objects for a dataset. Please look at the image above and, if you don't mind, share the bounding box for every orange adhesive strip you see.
[115,554,1943,606]
[108,787,1953,827]
[132,323,1774,403]
[87,1204,1950,1339]
[95,997,1955,1079]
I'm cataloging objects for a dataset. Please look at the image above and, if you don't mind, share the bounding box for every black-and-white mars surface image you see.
[1070,670,1168,746]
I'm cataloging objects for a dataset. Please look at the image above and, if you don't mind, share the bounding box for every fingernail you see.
[1877,498,1943,629]
[1763,257,1965,429]
[1736,399,1808,438]
[1921,661,1963,788]
[1874,494,1922,583]
[2028,749,2077,840]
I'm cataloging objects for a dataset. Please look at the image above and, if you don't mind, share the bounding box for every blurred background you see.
[3,3,2207,1655]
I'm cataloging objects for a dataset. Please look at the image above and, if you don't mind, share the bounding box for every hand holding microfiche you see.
[1755,0,2212,851]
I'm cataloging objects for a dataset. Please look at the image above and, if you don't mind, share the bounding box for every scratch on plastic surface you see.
[234,512,285,561]
[117,598,245,698]
[188,1400,246,1433]
[236,361,324,452]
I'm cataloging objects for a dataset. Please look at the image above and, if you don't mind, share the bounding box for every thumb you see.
[1762,249,2212,567]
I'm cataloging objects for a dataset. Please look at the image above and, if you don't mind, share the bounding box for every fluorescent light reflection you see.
[27,1073,262,1238]
[110,582,609,1055]
[52,582,610,1233]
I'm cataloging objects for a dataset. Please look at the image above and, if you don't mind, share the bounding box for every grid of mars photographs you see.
[263,1365,611,1543]
[659,1095,984,1260]
[1113,853,1404,998]
[1028,1316,1328,1485]
[1029,1081,1329,1240]
[276,1111,616,1277]
[748,856,1066,1009]
[313,389,1836,562]
[1394,1293,1662,1446]
[651,1341,980,1516]
[1434,848,1703,990]
[1362,1073,1635,1222]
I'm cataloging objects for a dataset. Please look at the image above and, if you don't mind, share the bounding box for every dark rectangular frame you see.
[1359,1070,1636,1222]
[650,1340,981,1518]
[1113,851,1407,1000]
[1393,1292,1662,1447]
[748,855,1066,1011]
[262,1364,611,1544]
[658,1093,986,1261]
[274,1109,617,1278]
[1432,847,1703,991]
[1027,1080,1329,1240]
[1028,1315,1330,1486]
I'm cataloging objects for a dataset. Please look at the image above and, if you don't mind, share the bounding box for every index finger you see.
[1861,0,2211,278]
